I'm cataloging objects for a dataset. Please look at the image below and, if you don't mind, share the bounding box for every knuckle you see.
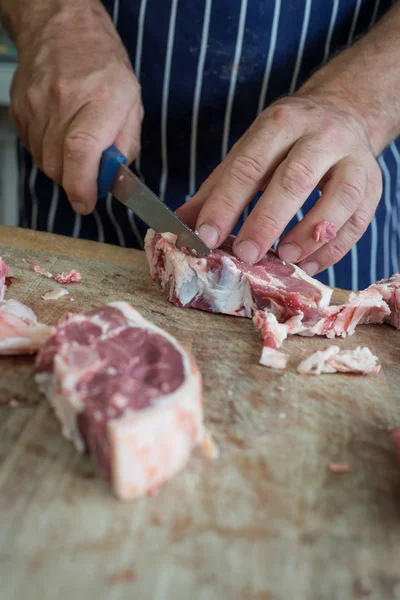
[280,160,316,198]
[26,84,42,114]
[347,210,371,237]
[267,104,290,125]
[65,130,99,155]
[326,240,347,263]
[251,211,281,238]
[50,79,73,103]
[335,179,364,212]
[42,161,61,183]
[231,153,264,187]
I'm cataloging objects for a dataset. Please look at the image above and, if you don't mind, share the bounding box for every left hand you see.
[177,92,382,276]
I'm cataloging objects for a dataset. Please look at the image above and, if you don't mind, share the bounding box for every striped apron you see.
[18,0,399,290]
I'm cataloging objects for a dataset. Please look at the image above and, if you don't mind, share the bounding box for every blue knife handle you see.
[97,145,127,199]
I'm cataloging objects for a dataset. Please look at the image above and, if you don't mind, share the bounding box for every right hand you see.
[9,2,143,215]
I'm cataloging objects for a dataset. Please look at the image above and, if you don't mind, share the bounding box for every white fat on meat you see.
[35,301,204,501]
[259,347,289,369]
[367,273,400,329]
[0,299,54,355]
[297,345,380,375]
[298,288,391,339]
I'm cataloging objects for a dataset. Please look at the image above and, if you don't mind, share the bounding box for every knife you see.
[97,145,211,257]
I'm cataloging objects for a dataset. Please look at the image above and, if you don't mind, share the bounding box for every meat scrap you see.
[253,311,301,369]
[42,289,69,301]
[54,270,82,284]
[24,259,53,278]
[25,260,82,284]
[0,299,55,355]
[35,302,204,501]
[313,220,336,243]
[259,347,289,369]
[297,346,380,375]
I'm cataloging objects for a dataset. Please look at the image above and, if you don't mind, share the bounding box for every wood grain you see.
[1,227,400,600]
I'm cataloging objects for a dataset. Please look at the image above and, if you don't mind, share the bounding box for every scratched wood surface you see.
[1,226,400,600]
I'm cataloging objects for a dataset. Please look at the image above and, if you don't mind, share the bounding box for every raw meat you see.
[54,270,82,284]
[298,288,391,339]
[35,302,203,501]
[0,299,55,355]
[367,273,400,329]
[313,220,336,243]
[24,259,53,278]
[259,347,289,369]
[253,311,302,369]
[42,289,69,300]
[145,230,332,321]
[25,260,82,284]
[297,345,380,375]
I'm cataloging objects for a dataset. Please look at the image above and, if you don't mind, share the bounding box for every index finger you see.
[193,109,302,249]
[62,100,133,214]
[232,139,342,263]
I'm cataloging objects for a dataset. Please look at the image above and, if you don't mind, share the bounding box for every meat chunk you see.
[145,230,332,321]
[313,220,336,243]
[35,302,203,501]
[297,345,380,375]
[253,311,302,369]
[367,273,400,329]
[259,347,289,369]
[0,299,55,355]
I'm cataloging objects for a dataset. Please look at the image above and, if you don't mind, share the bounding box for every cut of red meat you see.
[35,302,203,501]
[145,230,332,321]
[367,273,400,329]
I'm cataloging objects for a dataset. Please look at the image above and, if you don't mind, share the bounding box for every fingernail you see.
[278,243,301,263]
[197,223,219,248]
[234,240,260,263]
[301,261,319,276]
[72,201,88,215]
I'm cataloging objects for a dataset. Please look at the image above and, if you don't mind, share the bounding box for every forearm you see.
[0,0,104,49]
[300,3,400,155]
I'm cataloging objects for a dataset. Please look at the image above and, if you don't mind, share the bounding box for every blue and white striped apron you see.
[18,0,399,290]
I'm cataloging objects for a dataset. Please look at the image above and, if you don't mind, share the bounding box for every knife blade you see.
[97,145,211,257]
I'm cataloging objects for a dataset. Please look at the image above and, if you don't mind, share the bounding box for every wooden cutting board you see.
[1,226,400,600]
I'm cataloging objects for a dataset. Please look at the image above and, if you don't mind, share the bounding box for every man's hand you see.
[6,0,143,215]
[178,4,400,275]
